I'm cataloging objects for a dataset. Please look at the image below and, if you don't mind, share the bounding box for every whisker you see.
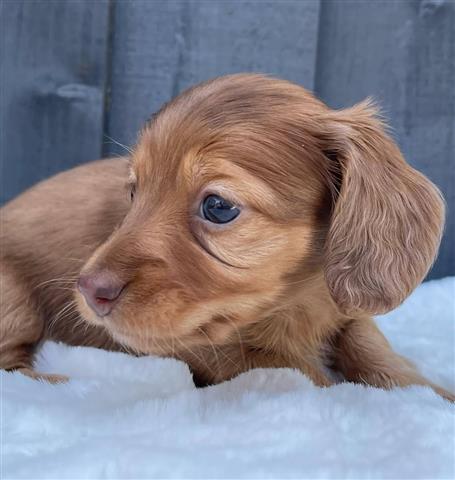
[33,275,80,292]
[174,335,212,375]
[197,327,222,377]
[225,316,246,369]
[104,134,134,155]
[48,300,78,333]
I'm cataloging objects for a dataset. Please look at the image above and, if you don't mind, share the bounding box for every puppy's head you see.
[76,74,444,353]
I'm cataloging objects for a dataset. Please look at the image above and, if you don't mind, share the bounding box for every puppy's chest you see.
[188,311,341,386]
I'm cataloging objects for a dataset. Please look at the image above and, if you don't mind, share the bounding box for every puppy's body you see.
[0,159,336,384]
[1,158,332,385]
[1,74,453,400]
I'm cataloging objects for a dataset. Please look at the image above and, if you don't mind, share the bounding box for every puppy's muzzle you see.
[77,271,125,317]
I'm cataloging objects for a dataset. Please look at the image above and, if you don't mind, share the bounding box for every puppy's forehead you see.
[131,74,326,197]
[181,154,279,210]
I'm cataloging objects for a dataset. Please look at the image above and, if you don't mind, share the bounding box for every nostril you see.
[94,282,125,302]
[77,272,125,317]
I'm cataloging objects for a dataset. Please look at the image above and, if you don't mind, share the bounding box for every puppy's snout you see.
[77,271,125,317]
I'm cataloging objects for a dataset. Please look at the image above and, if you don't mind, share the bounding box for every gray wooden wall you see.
[1,0,454,279]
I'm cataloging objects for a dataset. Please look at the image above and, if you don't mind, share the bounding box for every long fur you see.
[0,74,452,400]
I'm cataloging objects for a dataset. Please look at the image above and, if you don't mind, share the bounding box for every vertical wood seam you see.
[101,0,116,158]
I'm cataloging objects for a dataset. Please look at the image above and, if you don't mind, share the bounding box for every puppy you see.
[1,74,453,400]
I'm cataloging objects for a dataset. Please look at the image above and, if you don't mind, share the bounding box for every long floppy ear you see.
[321,100,445,315]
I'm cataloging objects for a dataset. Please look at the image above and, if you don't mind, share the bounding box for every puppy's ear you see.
[321,100,445,315]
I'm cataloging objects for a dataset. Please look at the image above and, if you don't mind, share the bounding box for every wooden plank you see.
[0,0,110,204]
[105,0,321,155]
[315,0,455,279]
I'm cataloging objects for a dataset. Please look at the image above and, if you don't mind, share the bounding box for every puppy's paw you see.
[431,384,455,403]
[18,367,69,384]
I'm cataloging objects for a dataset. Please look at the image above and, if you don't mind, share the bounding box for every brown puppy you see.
[1,74,453,400]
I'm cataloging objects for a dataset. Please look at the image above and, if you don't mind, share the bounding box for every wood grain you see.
[1,0,452,278]
[315,0,454,278]
[0,0,110,203]
[105,0,321,155]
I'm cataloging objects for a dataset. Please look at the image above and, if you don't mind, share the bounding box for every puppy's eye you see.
[201,195,240,224]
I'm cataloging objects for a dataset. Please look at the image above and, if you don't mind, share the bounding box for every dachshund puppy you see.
[1,74,453,400]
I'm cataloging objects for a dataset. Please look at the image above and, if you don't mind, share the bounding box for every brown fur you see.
[1,74,452,400]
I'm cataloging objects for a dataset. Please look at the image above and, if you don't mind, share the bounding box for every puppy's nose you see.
[77,271,125,317]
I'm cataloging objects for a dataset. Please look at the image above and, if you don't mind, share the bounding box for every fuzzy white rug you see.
[2,277,455,479]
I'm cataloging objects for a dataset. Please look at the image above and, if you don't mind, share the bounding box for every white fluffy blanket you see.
[3,278,454,479]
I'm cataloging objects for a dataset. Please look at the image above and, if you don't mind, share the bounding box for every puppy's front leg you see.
[332,316,454,402]
[188,342,334,388]
[0,265,68,383]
